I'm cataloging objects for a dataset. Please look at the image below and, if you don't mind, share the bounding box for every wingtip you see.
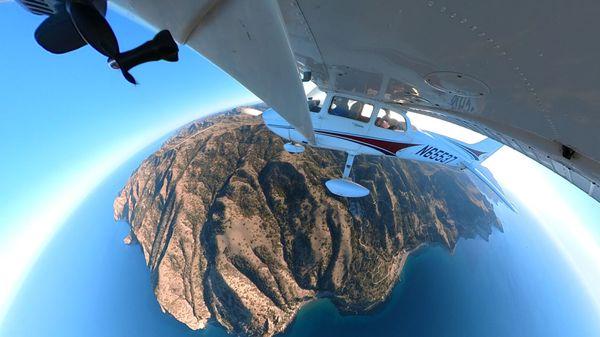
[506,201,518,213]
[465,162,517,213]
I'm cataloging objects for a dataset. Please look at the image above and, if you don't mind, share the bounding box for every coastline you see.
[277,244,426,336]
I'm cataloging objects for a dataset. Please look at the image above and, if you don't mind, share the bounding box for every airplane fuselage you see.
[262,93,477,170]
[262,93,515,210]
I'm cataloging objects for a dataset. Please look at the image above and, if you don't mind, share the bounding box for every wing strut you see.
[183,0,315,142]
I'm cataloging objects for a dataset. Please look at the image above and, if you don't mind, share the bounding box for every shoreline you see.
[277,244,426,336]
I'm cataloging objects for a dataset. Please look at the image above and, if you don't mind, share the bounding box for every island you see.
[113,110,501,337]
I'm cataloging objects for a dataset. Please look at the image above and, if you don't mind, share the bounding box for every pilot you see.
[330,97,350,117]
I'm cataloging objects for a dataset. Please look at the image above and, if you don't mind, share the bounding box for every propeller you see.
[66,0,118,58]
[34,0,107,55]
[33,0,179,84]
[35,11,87,54]
[108,30,179,84]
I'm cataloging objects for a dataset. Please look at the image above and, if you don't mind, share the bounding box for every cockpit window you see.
[328,96,373,122]
[375,109,407,131]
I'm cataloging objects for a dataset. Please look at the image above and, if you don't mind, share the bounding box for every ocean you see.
[285,205,599,337]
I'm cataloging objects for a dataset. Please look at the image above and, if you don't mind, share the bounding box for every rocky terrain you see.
[113,111,501,337]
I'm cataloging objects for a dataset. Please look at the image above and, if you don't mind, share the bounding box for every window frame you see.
[374,108,408,132]
[319,92,413,132]
[326,95,374,124]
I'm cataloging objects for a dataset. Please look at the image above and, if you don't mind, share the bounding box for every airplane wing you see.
[112,0,599,203]
[112,0,314,142]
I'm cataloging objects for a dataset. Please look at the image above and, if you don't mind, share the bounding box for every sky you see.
[0,2,256,323]
[0,0,599,329]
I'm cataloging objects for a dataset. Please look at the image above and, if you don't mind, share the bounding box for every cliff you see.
[114,112,501,336]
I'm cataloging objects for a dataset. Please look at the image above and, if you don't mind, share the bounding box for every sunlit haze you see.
[408,112,600,317]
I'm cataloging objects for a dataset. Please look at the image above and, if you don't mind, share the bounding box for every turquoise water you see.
[2,148,599,337]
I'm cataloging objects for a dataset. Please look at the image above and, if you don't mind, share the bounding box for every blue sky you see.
[0,0,599,328]
[0,2,258,234]
[0,2,256,321]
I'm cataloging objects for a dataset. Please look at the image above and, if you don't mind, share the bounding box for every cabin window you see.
[328,96,373,122]
[375,109,407,131]
[307,91,326,113]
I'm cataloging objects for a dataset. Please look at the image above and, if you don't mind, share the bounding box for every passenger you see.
[376,117,390,129]
[376,109,390,129]
[349,101,363,120]
[398,120,407,130]
[387,116,399,130]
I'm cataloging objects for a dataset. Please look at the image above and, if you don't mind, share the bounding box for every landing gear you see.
[325,153,370,198]
[284,142,305,154]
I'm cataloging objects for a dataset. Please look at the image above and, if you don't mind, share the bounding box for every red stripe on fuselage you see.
[317,130,418,155]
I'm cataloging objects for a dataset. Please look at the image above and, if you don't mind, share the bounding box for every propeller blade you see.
[120,70,137,85]
[110,30,178,84]
[113,30,178,71]
[66,0,119,58]
[35,11,87,54]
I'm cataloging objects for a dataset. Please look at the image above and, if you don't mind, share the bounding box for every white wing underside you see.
[112,0,600,203]
[112,0,314,141]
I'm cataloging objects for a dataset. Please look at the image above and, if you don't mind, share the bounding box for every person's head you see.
[350,101,363,113]
[335,97,349,108]
[377,118,389,129]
